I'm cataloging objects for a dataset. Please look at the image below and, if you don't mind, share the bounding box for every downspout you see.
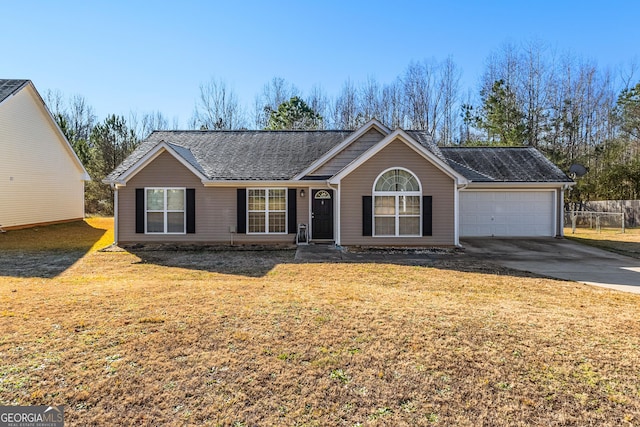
[328,182,340,246]
[455,182,468,247]
[111,183,119,246]
[558,184,570,238]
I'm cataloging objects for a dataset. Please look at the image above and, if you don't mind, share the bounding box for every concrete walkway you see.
[462,238,640,294]
[294,244,344,262]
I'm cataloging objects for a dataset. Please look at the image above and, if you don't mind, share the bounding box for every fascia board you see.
[203,180,312,187]
[329,129,468,185]
[463,181,575,189]
[292,119,390,179]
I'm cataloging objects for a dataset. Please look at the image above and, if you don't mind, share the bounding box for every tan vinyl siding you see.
[118,151,305,244]
[0,86,85,228]
[311,128,384,176]
[340,139,456,246]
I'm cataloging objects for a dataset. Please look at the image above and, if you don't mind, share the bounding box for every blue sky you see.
[2,0,638,126]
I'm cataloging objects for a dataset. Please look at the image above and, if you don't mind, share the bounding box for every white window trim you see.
[247,188,288,234]
[145,187,186,234]
[372,168,422,238]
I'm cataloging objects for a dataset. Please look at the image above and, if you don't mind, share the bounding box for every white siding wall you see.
[0,85,86,228]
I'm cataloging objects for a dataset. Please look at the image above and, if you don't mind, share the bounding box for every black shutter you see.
[362,196,372,236]
[237,189,246,234]
[423,196,433,236]
[186,189,196,234]
[135,188,145,233]
[288,188,297,234]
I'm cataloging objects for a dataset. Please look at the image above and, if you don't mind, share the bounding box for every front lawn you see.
[565,227,640,259]
[1,220,639,425]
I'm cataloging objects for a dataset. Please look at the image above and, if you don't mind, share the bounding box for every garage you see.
[460,190,556,237]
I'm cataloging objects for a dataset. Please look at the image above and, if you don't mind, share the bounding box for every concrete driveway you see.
[462,238,640,294]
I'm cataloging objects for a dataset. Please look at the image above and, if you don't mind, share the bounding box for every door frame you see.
[309,188,335,241]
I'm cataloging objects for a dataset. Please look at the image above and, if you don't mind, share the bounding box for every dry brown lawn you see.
[565,227,640,259]
[1,219,639,426]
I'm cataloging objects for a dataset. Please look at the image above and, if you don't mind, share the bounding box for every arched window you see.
[373,168,421,236]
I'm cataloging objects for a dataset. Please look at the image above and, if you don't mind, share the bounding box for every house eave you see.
[463,181,575,189]
[202,180,316,187]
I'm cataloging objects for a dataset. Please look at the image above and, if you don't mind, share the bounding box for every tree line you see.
[46,40,640,215]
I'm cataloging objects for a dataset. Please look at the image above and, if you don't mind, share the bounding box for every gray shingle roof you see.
[106,130,353,181]
[106,129,571,184]
[405,130,446,161]
[440,146,572,182]
[0,79,29,103]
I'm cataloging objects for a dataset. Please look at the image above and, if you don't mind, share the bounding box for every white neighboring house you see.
[0,79,90,230]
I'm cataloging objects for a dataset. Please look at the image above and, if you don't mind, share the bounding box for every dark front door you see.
[312,189,334,240]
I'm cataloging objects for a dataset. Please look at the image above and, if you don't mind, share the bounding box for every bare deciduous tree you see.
[191,78,245,130]
[333,79,361,130]
[129,110,171,140]
[307,85,331,129]
[403,60,443,135]
[253,77,299,129]
[67,94,97,142]
[359,76,382,124]
[380,79,405,129]
[438,57,461,145]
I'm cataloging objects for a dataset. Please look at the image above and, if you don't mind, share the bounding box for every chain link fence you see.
[564,211,625,234]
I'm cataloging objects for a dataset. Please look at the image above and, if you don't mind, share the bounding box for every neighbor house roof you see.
[441,147,573,183]
[105,128,571,184]
[0,79,29,104]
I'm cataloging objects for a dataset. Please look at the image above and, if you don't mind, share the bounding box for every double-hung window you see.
[146,188,186,233]
[373,169,421,237]
[248,188,287,233]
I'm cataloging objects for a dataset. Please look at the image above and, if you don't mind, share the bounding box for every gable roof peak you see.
[0,79,30,103]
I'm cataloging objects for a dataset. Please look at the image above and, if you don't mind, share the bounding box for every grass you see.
[565,227,640,259]
[1,220,640,425]
[0,217,114,252]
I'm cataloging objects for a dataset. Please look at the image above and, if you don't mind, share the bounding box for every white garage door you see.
[460,191,556,237]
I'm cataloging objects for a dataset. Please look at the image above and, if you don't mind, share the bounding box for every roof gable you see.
[309,127,386,177]
[0,79,90,180]
[294,119,390,179]
[104,141,209,184]
[329,129,468,185]
[0,79,29,105]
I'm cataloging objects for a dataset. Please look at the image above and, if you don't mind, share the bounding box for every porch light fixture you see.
[300,189,305,198]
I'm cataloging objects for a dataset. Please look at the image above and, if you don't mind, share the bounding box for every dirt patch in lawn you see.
[126,248,296,278]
